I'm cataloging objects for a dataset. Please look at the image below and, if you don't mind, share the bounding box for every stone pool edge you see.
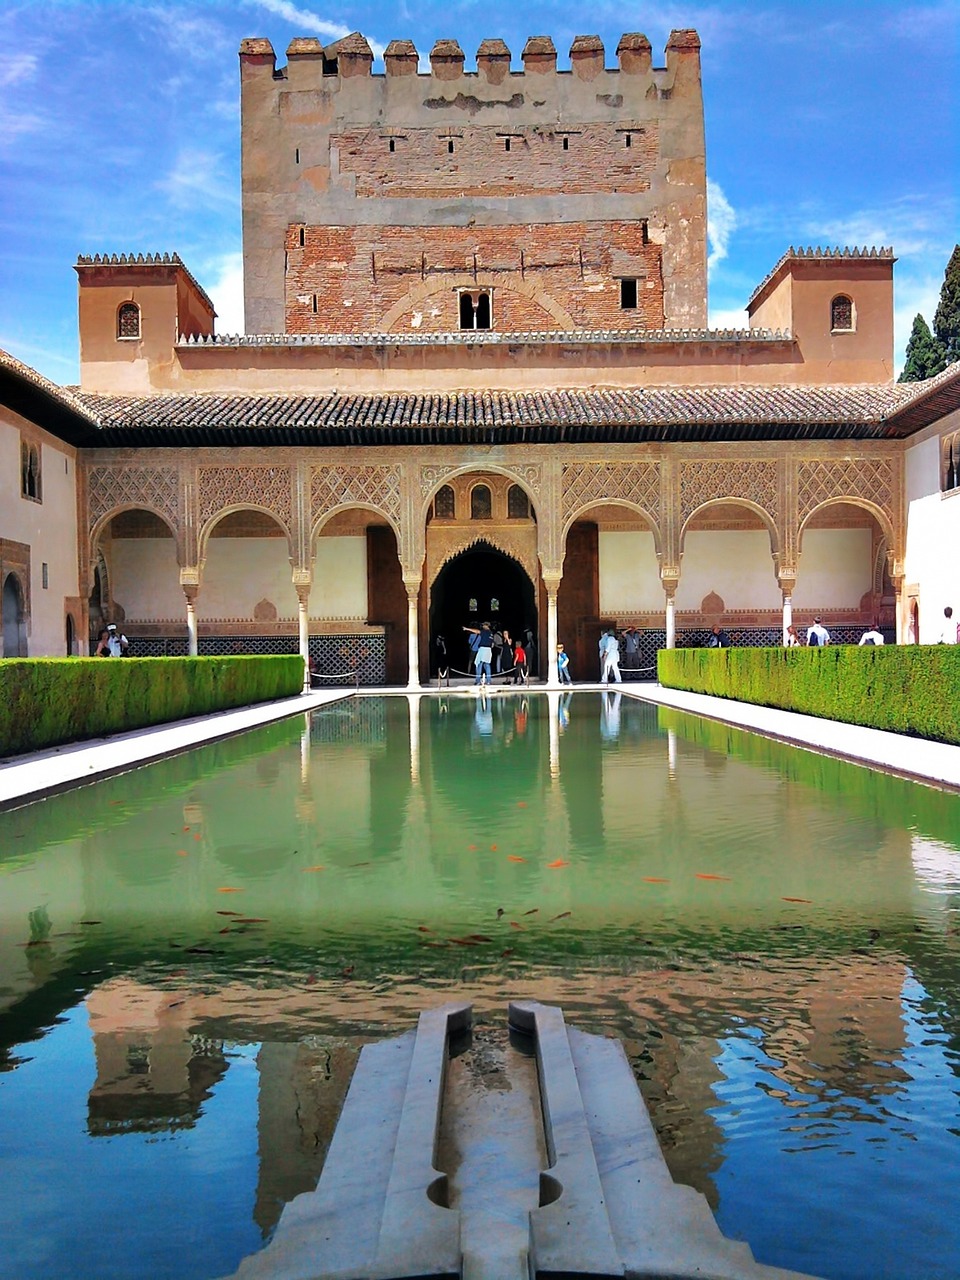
[4,682,960,810]
[625,683,960,793]
[0,688,353,811]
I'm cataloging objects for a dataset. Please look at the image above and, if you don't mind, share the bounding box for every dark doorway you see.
[429,542,537,676]
[2,573,25,657]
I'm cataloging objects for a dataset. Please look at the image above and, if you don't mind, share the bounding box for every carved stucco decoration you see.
[198,465,293,535]
[419,462,543,503]
[87,464,180,536]
[797,457,896,534]
[311,463,402,530]
[561,461,661,529]
[426,525,539,588]
[679,458,779,529]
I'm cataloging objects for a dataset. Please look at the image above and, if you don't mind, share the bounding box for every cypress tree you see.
[933,243,960,366]
[899,313,947,382]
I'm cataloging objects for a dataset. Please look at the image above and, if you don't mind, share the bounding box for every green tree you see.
[899,312,947,382]
[933,243,960,365]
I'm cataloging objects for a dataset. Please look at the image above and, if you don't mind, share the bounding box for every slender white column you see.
[546,590,559,687]
[665,594,676,650]
[406,585,420,689]
[782,592,793,643]
[297,592,310,688]
[186,597,198,657]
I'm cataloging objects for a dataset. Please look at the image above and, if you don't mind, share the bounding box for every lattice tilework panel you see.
[309,696,387,744]
[561,462,661,524]
[87,465,180,530]
[197,466,293,532]
[311,464,402,524]
[123,637,189,657]
[309,634,386,686]
[679,459,778,525]
[200,635,300,656]
[797,458,894,525]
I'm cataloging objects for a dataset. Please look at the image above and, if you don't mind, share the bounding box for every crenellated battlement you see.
[239,30,700,83]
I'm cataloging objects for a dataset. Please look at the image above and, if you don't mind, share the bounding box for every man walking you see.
[599,629,622,684]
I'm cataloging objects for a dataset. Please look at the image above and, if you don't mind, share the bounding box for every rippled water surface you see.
[1,692,959,1279]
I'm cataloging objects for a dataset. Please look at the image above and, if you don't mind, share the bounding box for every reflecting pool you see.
[1,692,959,1280]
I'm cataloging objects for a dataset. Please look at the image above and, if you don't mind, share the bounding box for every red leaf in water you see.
[642,877,669,883]
[695,874,731,881]
[216,910,241,916]
[217,887,243,893]
[547,859,569,869]
[194,833,202,841]
[303,865,326,872]
[524,908,539,915]
[517,802,527,808]
[551,911,572,921]
[490,844,498,851]
[782,896,813,903]
[507,855,526,863]
[510,921,525,930]
[468,844,478,851]
[176,850,188,857]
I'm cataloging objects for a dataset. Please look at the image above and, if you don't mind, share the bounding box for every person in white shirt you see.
[938,606,957,644]
[805,617,830,647]
[96,623,129,656]
[858,627,884,646]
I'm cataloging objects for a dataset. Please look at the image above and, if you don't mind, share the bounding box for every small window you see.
[471,485,492,520]
[42,563,49,590]
[831,294,854,331]
[468,597,478,613]
[299,226,305,247]
[625,133,632,148]
[20,441,41,502]
[434,485,455,518]
[295,147,300,164]
[117,301,141,340]
[389,138,396,153]
[490,597,499,614]
[620,278,638,310]
[508,484,530,519]
[459,291,492,331]
[312,295,318,313]
[504,137,511,152]
[562,136,569,151]
[943,434,959,493]
[447,139,454,154]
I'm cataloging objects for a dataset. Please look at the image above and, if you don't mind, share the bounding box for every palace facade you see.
[2,29,959,682]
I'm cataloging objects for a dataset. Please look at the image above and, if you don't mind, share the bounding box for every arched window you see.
[507,484,530,519]
[434,485,455,518]
[470,485,492,519]
[20,441,41,501]
[117,301,141,340]
[831,294,854,332]
[459,290,492,331]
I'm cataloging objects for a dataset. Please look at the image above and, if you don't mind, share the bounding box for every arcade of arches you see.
[81,443,902,683]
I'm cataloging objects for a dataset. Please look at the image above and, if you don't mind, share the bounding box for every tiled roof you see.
[0,346,100,444]
[75,383,915,447]
[747,246,896,310]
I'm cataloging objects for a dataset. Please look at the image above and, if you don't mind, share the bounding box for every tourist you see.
[858,625,885,646]
[557,643,572,684]
[706,625,729,648]
[435,633,449,678]
[622,626,640,670]
[937,606,957,644]
[805,617,830,646]
[512,636,528,684]
[464,622,493,685]
[500,628,514,675]
[491,624,505,673]
[599,629,622,684]
[96,623,128,656]
[784,624,801,647]
[523,629,537,678]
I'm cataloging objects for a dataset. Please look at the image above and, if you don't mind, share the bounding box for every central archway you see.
[429,542,537,676]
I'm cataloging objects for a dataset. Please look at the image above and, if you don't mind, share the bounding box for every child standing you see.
[557,643,572,684]
[512,637,528,684]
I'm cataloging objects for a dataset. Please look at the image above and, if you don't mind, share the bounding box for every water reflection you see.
[0,694,959,1280]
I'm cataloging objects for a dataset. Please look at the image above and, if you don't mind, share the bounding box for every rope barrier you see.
[310,669,360,691]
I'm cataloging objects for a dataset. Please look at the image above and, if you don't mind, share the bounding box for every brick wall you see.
[285,221,664,333]
[335,122,658,200]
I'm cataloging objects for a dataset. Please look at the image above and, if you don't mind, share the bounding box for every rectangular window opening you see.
[562,136,569,151]
[447,140,454,154]
[620,278,638,310]
[312,295,318,314]
[295,147,300,164]
[298,227,305,247]
[504,137,511,152]
[42,563,49,590]
[625,134,632,148]
[389,138,396,153]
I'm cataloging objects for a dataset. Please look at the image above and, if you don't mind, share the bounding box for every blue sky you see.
[0,0,957,384]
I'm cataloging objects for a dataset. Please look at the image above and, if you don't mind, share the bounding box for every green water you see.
[1,692,959,1279]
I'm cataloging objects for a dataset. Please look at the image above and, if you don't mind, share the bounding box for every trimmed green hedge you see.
[657,645,960,746]
[0,656,304,758]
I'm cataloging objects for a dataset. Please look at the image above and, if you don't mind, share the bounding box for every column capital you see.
[294,583,311,607]
[291,568,312,589]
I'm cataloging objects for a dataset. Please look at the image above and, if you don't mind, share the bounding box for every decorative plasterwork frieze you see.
[197,464,293,534]
[561,461,661,528]
[679,458,779,529]
[86,463,180,535]
[797,457,897,533]
[311,463,402,530]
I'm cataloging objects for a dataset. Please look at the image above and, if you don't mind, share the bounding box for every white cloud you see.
[205,251,245,335]
[708,305,749,331]
[707,178,737,274]
[156,148,238,211]
[0,52,39,88]
[799,194,955,259]
[246,0,351,42]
